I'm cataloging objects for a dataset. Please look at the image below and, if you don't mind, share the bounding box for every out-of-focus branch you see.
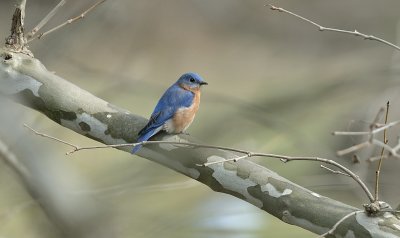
[0,139,31,182]
[267,4,400,51]
[333,116,400,158]
[27,0,106,42]
[26,0,67,39]
[0,117,116,238]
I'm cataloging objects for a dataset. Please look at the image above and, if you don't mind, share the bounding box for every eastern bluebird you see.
[131,72,208,153]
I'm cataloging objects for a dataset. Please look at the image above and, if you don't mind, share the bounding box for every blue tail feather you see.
[131,127,161,154]
[131,142,143,154]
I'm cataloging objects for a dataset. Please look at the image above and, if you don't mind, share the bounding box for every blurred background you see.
[1,0,400,237]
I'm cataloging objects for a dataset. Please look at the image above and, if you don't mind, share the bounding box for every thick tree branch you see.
[1,48,400,237]
[4,0,31,55]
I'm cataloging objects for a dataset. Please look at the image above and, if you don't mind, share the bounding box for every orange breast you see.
[172,90,201,133]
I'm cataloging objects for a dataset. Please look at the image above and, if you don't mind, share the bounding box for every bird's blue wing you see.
[138,85,193,136]
[131,85,193,154]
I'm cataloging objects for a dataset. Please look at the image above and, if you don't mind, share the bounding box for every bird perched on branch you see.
[132,72,208,153]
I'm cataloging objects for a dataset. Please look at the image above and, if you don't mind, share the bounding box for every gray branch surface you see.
[1,48,400,237]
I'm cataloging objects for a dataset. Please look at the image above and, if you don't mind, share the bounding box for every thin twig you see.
[374,101,390,201]
[336,136,398,158]
[317,211,361,238]
[320,165,351,177]
[24,124,375,202]
[24,124,249,155]
[23,124,78,151]
[267,4,400,51]
[370,107,386,130]
[333,120,400,136]
[204,152,373,202]
[333,112,400,157]
[336,141,370,156]
[371,139,398,157]
[26,0,67,39]
[367,155,389,163]
[27,0,106,43]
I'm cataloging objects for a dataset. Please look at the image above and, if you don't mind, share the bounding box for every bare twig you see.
[23,124,78,151]
[333,112,400,157]
[367,155,389,163]
[336,136,399,158]
[26,0,67,39]
[336,141,370,156]
[317,211,361,238]
[267,4,400,51]
[24,124,374,202]
[333,120,400,136]
[204,153,373,202]
[27,0,106,42]
[370,107,386,130]
[375,101,390,201]
[320,165,351,177]
[24,124,249,155]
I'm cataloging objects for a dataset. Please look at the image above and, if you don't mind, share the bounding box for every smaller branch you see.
[317,211,361,238]
[23,124,78,151]
[367,155,389,163]
[374,101,390,201]
[333,120,400,136]
[336,135,399,158]
[202,153,252,166]
[267,4,400,51]
[204,153,373,202]
[372,139,398,157]
[336,141,370,156]
[26,0,67,39]
[65,140,250,155]
[0,139,31,182]
[27,0,106,43]
[333,105,400,157]
[370,107,385,130]
[391,136,400,152]
[24,124,249,155]
[24,124,375,203]
[320,165,351,177]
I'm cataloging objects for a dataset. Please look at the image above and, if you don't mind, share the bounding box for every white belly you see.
[163,119,176,133]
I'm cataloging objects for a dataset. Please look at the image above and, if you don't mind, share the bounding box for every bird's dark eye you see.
[189,78,195,83]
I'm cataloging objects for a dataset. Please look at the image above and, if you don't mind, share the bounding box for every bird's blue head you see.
[176,72,208,91]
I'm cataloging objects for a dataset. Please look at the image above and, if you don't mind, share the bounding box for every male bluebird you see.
[131,72,208,153]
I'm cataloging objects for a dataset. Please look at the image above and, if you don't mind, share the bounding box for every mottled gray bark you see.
[1,48,400,237]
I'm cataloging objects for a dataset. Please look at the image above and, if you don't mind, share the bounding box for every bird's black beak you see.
[200,81,208,86]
